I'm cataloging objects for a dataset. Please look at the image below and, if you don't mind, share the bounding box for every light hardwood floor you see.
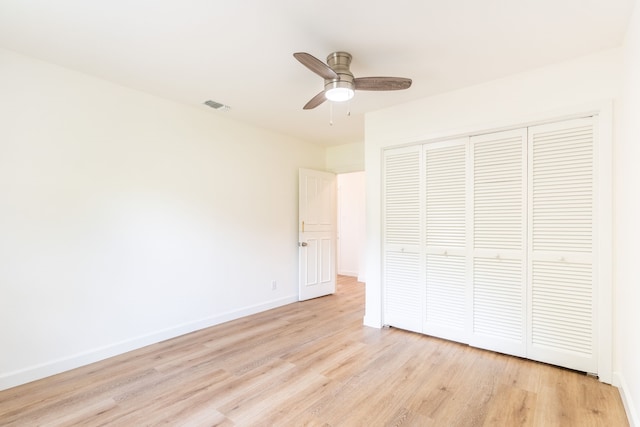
[0,276,629,426]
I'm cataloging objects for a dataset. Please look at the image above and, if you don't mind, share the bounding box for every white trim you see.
[0,295,298,391]
[595,102,613,384]
[615,371,639,427]
[363,314,383,328]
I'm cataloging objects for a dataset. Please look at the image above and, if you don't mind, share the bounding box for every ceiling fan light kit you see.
[294,51,412,110]
[325,82,355,102]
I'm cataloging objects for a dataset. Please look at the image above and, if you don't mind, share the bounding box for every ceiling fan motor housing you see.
[324,51,354,92]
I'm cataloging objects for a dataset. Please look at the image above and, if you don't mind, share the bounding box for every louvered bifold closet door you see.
[527,117,597,373]
[469,129,527,357]
[423,139,468,342]
[383,146,423,332]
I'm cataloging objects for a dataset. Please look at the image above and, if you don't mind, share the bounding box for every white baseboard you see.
[337,270,358,277]
[363,315,382,329]
[0,295,297,391]
[614,371,639,427]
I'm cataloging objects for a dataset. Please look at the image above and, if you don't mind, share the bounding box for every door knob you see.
[299,242,308,247]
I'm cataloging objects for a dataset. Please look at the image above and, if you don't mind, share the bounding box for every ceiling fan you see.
[293,51,412,110]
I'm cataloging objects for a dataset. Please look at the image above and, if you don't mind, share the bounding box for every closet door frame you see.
[594,105,613,385]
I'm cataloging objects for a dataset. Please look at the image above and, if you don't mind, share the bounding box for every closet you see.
[382,116,598,374]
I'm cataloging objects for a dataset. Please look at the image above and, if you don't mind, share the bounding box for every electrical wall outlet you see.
[271,280,277,291]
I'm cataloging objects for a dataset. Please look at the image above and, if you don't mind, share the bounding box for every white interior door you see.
[469,128,527,357]
[527,117,597,373]
[382,146,423,332]
[299,168,336,301]
[423,139,468,343]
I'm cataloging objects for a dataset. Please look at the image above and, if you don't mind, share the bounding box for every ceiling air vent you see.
[204,100,230,111]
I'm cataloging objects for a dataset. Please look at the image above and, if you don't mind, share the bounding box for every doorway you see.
[337,171,366,282]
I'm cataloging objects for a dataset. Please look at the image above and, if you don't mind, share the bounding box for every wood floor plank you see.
[482,384,536,426]
[0,276,629,426]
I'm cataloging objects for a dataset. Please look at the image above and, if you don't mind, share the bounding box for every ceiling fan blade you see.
[303,91,327,110]
[294,52,338,80]
[354,77,412,91]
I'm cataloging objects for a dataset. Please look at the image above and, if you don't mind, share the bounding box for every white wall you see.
[337,172,366,281]
[326,142,364,173]
[616,2,640,425]
[364,47,622,383]
[0,47,325,390]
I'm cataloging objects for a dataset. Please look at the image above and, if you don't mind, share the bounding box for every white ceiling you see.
[0,0,635,146]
